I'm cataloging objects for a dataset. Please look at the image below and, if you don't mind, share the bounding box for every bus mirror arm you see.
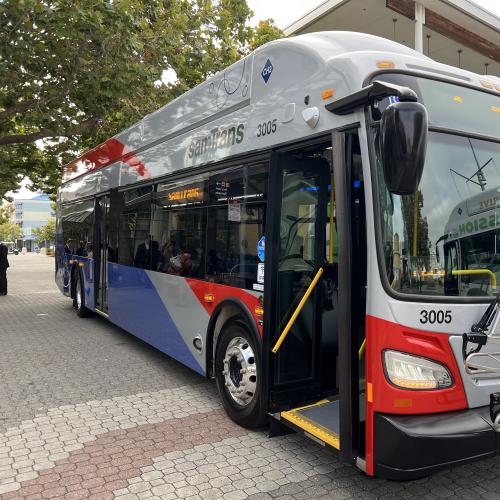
[462,291,500,361]
[325,80,417,115]
[462,331,487,361]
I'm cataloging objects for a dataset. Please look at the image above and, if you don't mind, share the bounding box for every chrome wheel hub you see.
[222,336,257,407]
[76,287,82,309]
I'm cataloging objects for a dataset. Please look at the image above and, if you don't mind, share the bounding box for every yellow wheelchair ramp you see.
[280,398,340,450]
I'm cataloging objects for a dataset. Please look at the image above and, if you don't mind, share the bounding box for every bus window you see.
[119,186,153,269]
[206,205,265,289]
[153,175,208,277]
[152,208,205,277]
[205,163,268,290]
[375,131,500,297]
[61,200,95,257]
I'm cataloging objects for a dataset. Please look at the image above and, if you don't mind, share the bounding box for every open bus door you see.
[263,132,365,467]
[94,195,110,315]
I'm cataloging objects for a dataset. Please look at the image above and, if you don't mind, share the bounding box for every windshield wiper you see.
[463,292,500,360]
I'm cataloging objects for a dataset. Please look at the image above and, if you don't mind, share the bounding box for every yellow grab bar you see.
[358,338,366,360]
[452,269,496,288]
[272,267,324,354]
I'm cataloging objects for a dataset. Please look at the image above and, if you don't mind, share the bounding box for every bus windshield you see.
[373,76,500,297]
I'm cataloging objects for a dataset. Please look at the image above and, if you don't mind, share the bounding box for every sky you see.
[9,0,500,200]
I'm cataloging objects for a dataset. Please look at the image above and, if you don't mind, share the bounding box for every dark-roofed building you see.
[285,0,500,76]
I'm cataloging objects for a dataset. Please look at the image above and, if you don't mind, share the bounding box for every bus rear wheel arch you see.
[206,300,260,377]
[215,320,267,429]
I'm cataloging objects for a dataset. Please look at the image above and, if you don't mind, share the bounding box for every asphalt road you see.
[0,254,499,499]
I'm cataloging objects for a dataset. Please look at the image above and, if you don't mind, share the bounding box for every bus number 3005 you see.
[419,309,452,324]
[256,119,277,137]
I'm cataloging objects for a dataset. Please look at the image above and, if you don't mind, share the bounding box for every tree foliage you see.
[0,202,14,225]
[402,191,430,267]
[0,1,283,199]
[32,217,56,245]
[0,201,20,241]
[248,19,283,52]
[0,219,22,242]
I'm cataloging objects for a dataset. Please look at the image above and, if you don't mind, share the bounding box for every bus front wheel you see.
[215,321,267,429]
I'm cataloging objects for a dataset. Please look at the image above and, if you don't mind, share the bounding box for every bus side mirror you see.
[380,101,428,195]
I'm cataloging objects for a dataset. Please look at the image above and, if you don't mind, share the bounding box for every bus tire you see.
[73,270,91,318]
[215,320,267,429]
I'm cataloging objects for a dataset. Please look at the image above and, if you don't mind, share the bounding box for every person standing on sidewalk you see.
[0,241,9,295]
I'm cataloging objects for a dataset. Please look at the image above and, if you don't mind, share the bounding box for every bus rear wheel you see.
[73,270,90,318]
[215,321,267,429]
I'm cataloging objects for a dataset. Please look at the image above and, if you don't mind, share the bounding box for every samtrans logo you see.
[188,124,244,159]
[261,58,273,83]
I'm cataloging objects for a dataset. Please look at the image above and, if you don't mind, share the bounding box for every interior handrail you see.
[358,338,366,360]
[272,267,324,354]
[452,269,496,288]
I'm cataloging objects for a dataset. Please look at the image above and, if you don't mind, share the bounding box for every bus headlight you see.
[383,350,453,390]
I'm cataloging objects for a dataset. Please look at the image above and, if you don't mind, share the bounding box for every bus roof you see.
[60,31,498,200]
[444,186,500,241]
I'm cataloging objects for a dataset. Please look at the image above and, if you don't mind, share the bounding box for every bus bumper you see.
[374,406,499,480]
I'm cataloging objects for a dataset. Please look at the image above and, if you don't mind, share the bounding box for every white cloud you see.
[6,178,41,200]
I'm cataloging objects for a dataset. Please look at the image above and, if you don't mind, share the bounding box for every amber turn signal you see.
[321,89,334,100]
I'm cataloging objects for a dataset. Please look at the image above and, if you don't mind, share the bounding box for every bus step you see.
[280,398,340,450]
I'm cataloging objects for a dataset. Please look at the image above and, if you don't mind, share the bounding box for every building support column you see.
[414,2,425,53]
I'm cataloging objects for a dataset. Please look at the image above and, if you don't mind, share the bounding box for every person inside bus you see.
[64,239,76,255]
[134,235,152,269]
[76,241,86,256]
[188,247,203,278]
[167,246,194,276]
[206,249,223,276]
[179,247,194,276]
[160,240,177,271]
[151,240,162,271]
[85,242,93,259]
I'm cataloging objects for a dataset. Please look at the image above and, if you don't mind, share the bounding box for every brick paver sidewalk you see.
[1,254,499,499]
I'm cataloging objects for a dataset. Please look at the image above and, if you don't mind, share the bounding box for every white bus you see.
[56,31,500,479]
[442,187,500,296]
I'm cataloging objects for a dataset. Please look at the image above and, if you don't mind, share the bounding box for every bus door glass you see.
[95,195,110,313]
[265,144,334,407]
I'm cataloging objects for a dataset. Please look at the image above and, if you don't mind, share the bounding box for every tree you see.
[0,220,22,242]
[0,1,283,199]
[32,218,56,246]
[248,19,283,52]
[402,190,430,268]
[0,202,14,225]
[0,202,20,241]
